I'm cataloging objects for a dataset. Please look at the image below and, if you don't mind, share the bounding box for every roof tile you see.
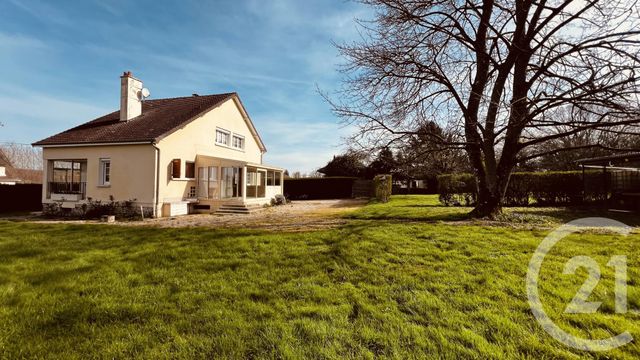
[33,93,235,146]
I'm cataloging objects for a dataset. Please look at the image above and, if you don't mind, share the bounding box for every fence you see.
[0,184,42,212]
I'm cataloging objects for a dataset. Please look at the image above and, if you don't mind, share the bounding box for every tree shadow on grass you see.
[509,207,640,227]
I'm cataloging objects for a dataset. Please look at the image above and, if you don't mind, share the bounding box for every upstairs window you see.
[232,135,245,149]
[99,159,110,186]
[216,128,230,146]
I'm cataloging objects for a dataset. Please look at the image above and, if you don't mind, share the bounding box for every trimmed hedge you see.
[284,177,357,200]
[0,184,42,212]
[437,171,607,206]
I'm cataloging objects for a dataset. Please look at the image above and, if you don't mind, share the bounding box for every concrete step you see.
[215,204,265,215]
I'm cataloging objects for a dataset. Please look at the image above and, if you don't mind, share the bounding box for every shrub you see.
[437,173,476,206]
[373,174,392,202]
[43,199,148,220]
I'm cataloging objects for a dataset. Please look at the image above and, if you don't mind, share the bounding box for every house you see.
[33,72,284,217]
[0,151,19,185]
[0,150,42,185]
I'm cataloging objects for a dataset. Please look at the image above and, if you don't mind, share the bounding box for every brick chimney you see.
[120,71,143,121]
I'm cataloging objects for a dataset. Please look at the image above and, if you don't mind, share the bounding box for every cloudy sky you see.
[0,0,371,173]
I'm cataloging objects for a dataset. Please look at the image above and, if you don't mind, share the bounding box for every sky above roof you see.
[0,0,370,173]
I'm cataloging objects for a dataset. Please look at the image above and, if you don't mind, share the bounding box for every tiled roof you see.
[33,93,239,146]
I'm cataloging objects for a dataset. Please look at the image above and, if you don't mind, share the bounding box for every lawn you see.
[0,195,639,359]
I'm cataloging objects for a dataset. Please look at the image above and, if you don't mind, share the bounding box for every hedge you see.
[437,171,607,206]
[283,177,357,200]
[0,184,42,212]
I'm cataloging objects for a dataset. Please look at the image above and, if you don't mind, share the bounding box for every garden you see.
[0,195,639,359]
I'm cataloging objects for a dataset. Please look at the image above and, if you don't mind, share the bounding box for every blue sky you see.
[0,0,370,173]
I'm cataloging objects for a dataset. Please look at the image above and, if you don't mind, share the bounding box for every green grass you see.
[1,196,639,358]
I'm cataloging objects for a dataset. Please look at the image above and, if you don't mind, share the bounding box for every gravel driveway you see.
[10,199,368,231]
[134,199,367,231]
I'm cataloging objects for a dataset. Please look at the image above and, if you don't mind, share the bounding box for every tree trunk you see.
[469,159,514,219]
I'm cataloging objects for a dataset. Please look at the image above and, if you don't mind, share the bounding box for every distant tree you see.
[317,152,366,177]
[401,122,468,178]
[292,171,302,179]
[284,169,290,178]
[519,107,640,170]
[0,142,43,170]
[330,0,640,217]
[365,147,397,178]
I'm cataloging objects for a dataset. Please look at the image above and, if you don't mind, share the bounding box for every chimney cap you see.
[122,71,133,77]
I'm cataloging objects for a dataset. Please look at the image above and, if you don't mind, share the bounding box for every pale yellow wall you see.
[42,144,156,206]
[156,97,264,203]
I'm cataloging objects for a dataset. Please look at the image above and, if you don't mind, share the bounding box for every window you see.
[99,159,110,186]
[246,171,258,186]
[208,166,218,199]
[53,160,82,183]
[232,135,245,149]
[215,128,230,145]
[275,171,282,186]
[267,171,275,185]
[171,159,181,179]
[185,161,195,179]
[49,160,87,196]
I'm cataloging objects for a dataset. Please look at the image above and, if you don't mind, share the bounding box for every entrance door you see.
[221,167,242,199]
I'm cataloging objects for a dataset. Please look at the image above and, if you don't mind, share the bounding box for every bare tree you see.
[0,142,43,170]
[329,0,640,217]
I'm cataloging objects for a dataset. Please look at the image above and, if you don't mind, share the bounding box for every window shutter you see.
[172,159,181,178]
[185,162,195,179]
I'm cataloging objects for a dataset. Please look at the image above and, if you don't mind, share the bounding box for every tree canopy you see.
[330,0,640,217]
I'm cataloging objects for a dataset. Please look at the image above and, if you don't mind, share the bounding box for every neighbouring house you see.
[0,150,42,185]
[33,71,284,217]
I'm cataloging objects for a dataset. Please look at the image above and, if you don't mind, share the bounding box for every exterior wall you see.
[155,97,264,208]
[41,144,156,207]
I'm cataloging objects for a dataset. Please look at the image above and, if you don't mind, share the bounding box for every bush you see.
[437,171,606,207]
[437,173,476,206]
[373,174,392,202]
[43,198,149,220]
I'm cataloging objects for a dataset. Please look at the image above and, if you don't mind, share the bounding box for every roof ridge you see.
[146,92,237,102]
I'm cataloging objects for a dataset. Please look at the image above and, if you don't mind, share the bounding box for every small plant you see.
[42,198,148,220]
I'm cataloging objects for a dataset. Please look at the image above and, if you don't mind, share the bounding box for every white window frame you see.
[99,158,111,186]
[215,128,231,146]
[232,134,245,150]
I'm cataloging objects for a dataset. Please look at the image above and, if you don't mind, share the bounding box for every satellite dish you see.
[140,88,150,99]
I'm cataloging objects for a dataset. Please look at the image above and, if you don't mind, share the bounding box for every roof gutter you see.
[33,141,152,148]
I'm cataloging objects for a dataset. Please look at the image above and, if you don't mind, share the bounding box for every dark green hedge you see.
[284,177,357,200]
[437,171,607,206]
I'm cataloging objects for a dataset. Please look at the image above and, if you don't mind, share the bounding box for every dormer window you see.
[215,128,230,145]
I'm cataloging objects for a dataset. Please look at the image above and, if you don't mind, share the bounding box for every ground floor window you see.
[99,158,110,185]
[198,166,219,199]
[221,167,242,198]
[49,159,87,197]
